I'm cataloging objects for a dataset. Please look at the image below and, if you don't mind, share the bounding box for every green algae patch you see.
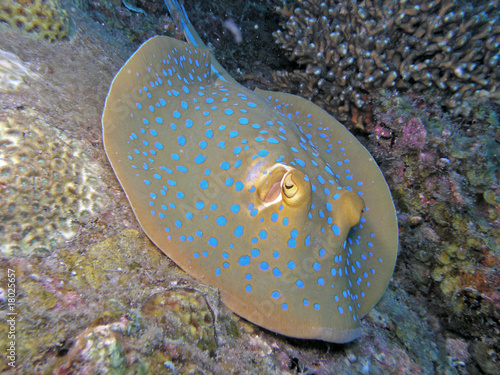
[142,288,217,354]
[72,229,163,289]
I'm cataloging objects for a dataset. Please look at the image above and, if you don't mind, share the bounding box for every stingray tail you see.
[163,0,237,84]
[164,0,207,48]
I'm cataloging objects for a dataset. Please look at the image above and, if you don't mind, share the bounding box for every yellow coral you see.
[0,107,106,255]
[0,0,73,42]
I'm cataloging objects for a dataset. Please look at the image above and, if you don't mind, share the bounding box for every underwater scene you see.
[0,0,498,373]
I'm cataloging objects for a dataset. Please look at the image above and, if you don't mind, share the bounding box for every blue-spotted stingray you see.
[102,0,398,343]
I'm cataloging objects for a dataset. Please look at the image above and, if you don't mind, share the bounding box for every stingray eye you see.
[281,170,311,207]
[283,174,298,198]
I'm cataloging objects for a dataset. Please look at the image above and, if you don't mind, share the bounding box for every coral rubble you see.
[0,0,73,42]
[273,0,500,124]
[0,107,106,255]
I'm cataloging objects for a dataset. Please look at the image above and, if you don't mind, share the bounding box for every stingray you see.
[101,0,398,343]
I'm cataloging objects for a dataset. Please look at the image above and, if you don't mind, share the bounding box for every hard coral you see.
[0,0,73,43]
[273,0,500,124]
[0,107,106,256]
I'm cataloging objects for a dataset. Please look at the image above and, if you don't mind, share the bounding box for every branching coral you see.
[273,0,500,124]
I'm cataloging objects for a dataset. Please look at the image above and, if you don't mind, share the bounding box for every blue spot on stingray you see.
[238,256,250,267]
[294,158,305,167]
[260,262,269,271]
[313,262,321,271]
[258,149,269,157]
[271,213,278,222]
[230,204,240,213]
[225,178,234,186]
[259,230,267,239]
[271,291,280,299]
[220,161,230,170]
[290,229,298,238]
[208,237,218,247]
[175,220,182,227]
[332,224,340,236]
[224,109,234,116]
[233,146,242,155]
[229,130,239,138]
[154,142,164,150]
[185,119,193,128]
[150,129,158,137]
[267,138,279,144]
[216,216,227,226]
[248,102,257,108]
[287,261,295,270]
[296,280,304,289]
[199,180,209,189]
[195,154,206,164]
[177,136,186,145]
[251,248,260,257]
[288,239,296,248]
[143,179,151,185]
[239,118,249,125]
[338,306,343,314]
[305,235,311,246]
[234,226,244,237]
[235,181,244,191]
[273,268,282,277]
[246,285,252,292]
[176,191,184,199]
[206,129,214,138]
[199,141,207,149]
[173,111,181,118]
[314,304,321,310]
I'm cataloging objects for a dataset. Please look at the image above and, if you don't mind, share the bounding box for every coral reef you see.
[0,1,497,374]
[0,49,38,92]
[0,107,106,256]
[0,0,73,43]
[367,90,499,368]
[273,0,500,124]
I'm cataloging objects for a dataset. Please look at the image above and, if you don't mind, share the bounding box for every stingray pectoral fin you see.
[256,88,399,317]
[220,285,362,343]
